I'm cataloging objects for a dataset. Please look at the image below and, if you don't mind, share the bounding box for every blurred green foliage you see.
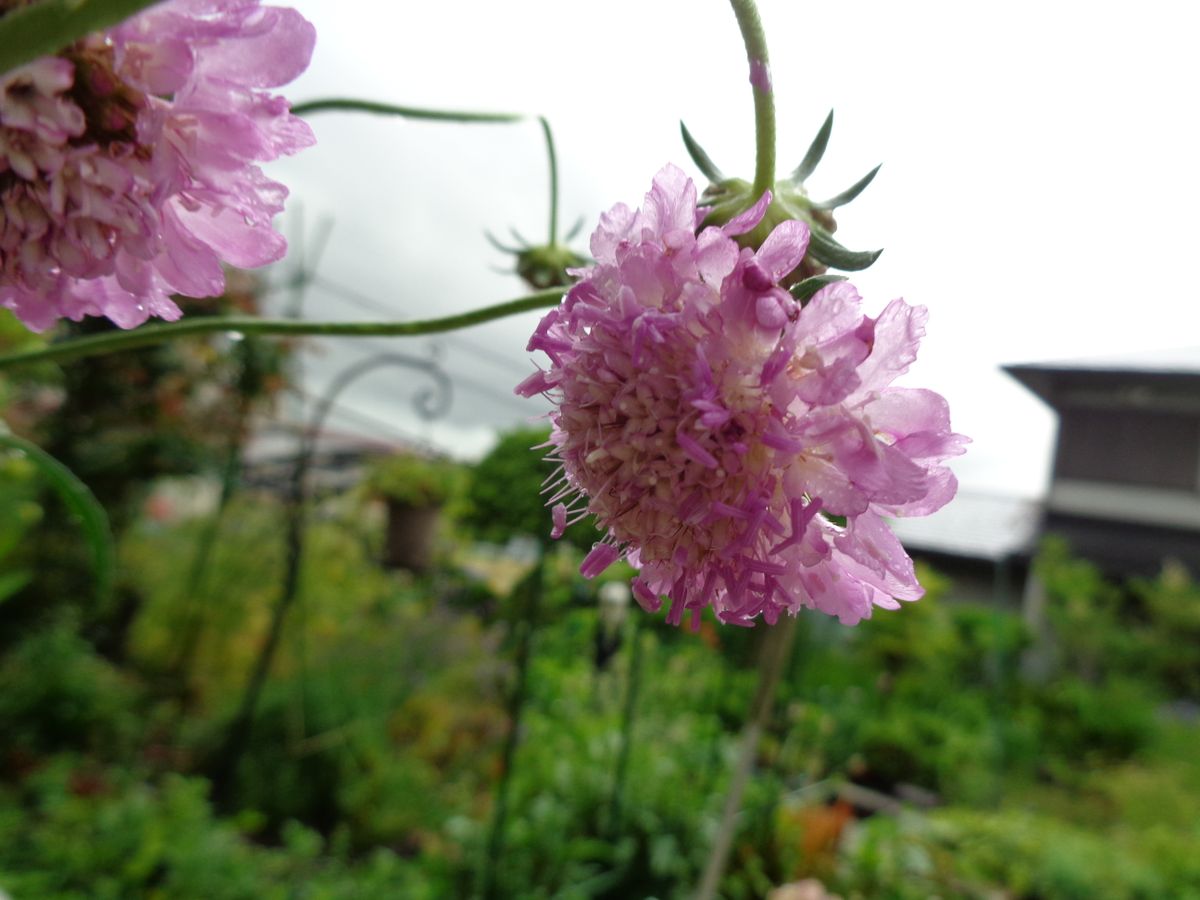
[0,451,40,606]
[461,425,602,552]
[364,453,466,508]
[3,452,1200,900]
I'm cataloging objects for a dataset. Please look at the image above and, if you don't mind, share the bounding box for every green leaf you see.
[0,434,115,604]
[789,274,848,304]
[807,228,883,271]
[791,110,834,183]
[0,569,31,605]
[679,121,725,182]
[813,164,882,210]
[0,0,165,78]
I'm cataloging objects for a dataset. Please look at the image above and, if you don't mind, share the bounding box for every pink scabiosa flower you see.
[517,165,967,628]
[0,0,316,331]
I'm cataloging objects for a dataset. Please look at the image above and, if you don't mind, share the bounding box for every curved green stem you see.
[729,0,776,199]
[0,287,565,370]
[0,432,115,605]
[290,97,523,124]
[539,116,560,245]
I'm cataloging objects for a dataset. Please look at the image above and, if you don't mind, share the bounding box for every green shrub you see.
[0,759,446,899]
[1036,537,1142,682]
[460,425,601,551]
[835,805,1200,900]
[1131,561,1200,701]
[0,620,141,760]
[364,453,465,508]
[1031,675,1160,764]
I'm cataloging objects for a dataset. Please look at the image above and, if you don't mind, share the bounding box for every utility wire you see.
[284,385,441,452]
[349,336,534,414]
[307,273,535,379]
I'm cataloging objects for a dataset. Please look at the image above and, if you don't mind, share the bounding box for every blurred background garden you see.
[2,287,1200,899]
[5,1,1200,897]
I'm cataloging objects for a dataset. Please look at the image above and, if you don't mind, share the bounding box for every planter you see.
[382,500,442,572]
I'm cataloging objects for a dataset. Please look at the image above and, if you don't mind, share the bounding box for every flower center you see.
[63,41,146,147]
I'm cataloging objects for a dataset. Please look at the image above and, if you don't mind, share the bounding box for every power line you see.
[285,384,442,452]
[348,336,533,414]
[277,274,536,412]
[307,273,535,379]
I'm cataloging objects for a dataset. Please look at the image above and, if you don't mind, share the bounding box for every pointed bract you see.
[814,164,882,211]
[679,120,725,183]
[791,110,834,183]
[807,229,883,271]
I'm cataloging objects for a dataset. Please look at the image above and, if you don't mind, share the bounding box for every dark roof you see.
[1005,347,1200,376]
[1004,348,1200,412]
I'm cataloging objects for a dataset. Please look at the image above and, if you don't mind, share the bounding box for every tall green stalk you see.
[478,555,545,900]
[729,0,776,199]
[606,615,646,837]
[695,615,798,900]
[539,116,560,245]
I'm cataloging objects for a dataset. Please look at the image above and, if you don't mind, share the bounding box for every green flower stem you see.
[729,0,776,199]
[696,615,798,900]
[539,116,560,245]
[0,288,565,371]
[290,97,523,124]
[0,0,164,77]
[607,615,647,836]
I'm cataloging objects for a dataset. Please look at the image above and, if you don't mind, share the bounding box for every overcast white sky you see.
[261,0,1200,499]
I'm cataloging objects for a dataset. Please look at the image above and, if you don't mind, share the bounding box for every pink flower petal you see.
[756,219,810,281]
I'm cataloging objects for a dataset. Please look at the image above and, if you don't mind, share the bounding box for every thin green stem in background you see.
[478,556,545,900]
[695,615,799,900]
[607,615,647,837]
[292,99,564,252]
[539,116,560,245]
[290,97,523,124]
[729,0,776,199]
[0,288,565,371]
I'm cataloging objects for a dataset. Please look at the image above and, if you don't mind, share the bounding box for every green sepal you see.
[807,228,882,271]
[680,121,725,183]
[791,110,834,183]
[0,433,115,604]
[789,274,848,305]
[814,165,882,210]
[0,0,164,78]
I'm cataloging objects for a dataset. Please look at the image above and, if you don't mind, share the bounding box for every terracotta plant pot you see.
[383,500,441,572]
